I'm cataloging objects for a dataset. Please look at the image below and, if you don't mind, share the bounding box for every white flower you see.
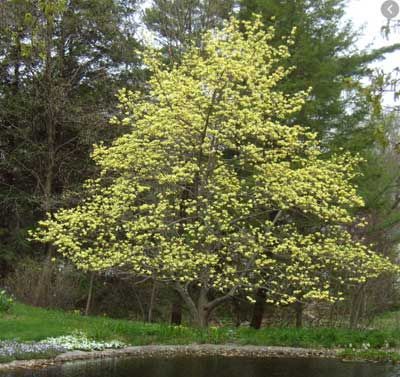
[40,331,125,351]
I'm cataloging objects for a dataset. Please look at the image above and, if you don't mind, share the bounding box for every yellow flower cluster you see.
[32,16,397,305]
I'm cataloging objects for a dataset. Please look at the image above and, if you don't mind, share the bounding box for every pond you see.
[1,356,400,377]
[0,357,400,377]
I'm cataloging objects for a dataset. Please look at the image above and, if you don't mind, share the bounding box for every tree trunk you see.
[197,285,210,327]
[170,291,182,325]
[85,272,95,316]
[250,288,266,329]
[174,282,201,325]
[295,301,303,328]
[232,298,242,327]
[170,302,182,325]
[133,288,146,322]
[350,285,364,329]
[34,10,57,308]
[174,282,235,327]
[350,285,366,329]
[33,244,54,306]
[147,279,158,322]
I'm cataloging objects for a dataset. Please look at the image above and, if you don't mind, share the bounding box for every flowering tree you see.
[33,17,396,327]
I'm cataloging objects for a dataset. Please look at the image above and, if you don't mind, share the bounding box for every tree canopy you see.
[32,17,397,326]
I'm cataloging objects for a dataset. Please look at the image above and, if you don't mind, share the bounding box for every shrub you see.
[0,290,14,313]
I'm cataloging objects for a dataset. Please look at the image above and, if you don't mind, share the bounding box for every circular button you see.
[381,0,400,19]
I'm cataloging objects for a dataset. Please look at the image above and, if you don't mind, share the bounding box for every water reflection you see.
[1,356,399,377]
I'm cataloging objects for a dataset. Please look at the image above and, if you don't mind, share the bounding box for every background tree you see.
[337,72,400,327]
[0,0,141,303]
[239,0,400,140]
[142,0,236,58]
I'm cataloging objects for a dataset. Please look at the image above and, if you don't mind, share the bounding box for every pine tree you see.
[0,0,141,292]
[239,0,400,140]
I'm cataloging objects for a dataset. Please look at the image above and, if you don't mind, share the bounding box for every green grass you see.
[236,326,400,349]
[3,303,400,363]
[339,349,400,363]
[2,303,400,350]
[0,303,237,345]
[371,310,400,331]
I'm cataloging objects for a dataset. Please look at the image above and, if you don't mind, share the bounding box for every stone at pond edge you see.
[0,345,341,372]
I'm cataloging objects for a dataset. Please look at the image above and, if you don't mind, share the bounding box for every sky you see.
[346,0,400,105]
[346,0,399,66]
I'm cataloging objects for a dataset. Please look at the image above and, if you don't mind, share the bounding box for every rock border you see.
[0,344,341,372]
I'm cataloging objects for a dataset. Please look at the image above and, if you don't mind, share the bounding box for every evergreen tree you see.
[143,0,236,56]
[239,0,400,139]
[0,0,141,285]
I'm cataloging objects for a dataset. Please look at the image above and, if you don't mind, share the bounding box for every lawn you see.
[2,303,400,351]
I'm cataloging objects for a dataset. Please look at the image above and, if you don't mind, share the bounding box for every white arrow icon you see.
[381,0,400,19]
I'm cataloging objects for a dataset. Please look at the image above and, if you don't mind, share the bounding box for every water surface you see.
[1,356,399,377]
